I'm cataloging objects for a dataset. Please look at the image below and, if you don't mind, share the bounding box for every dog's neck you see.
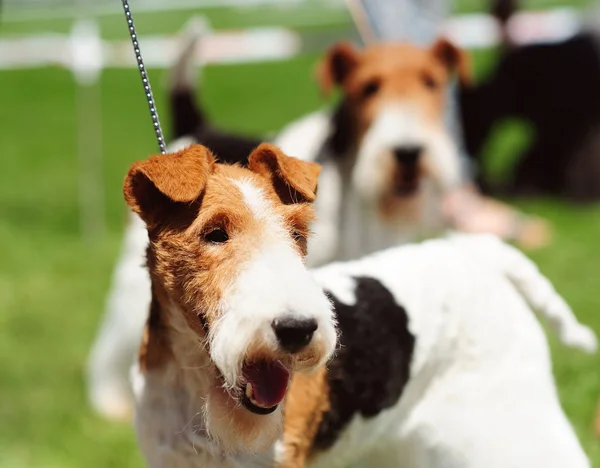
[138,283,214,430]
[142,282,214,391]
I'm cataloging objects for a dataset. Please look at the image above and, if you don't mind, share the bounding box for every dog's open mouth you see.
[239,360,291,415]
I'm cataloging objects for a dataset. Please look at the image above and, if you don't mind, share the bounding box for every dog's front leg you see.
[276,369,330,468]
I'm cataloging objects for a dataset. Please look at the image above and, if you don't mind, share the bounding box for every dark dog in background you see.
[168,31,262,164]
[459,0,600,202]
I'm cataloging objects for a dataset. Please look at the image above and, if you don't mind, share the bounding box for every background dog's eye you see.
[204,228,229,244]
[422,74,438,90]
[361,79,380,98]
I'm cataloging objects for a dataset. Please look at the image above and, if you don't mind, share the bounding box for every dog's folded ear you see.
[124,144,216,226]
[431,38,471,86]
[317,42,361,96]
[248,143,321,205]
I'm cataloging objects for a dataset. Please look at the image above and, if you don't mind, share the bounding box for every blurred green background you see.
[1,0,599,466]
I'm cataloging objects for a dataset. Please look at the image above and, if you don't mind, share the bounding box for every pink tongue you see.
[243,360,291,408]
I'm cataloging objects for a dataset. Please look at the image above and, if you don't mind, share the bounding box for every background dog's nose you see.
[394,146,422,166]
[272,316,318,354]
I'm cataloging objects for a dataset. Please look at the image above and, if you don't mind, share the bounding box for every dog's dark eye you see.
[361,79,380,98]
[422,73,438,90]
[291,230,304,243]
[204,228,229,244]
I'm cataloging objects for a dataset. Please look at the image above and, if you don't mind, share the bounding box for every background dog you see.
[275,38,467,263]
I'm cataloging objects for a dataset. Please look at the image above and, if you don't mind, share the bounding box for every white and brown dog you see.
[124,144,596,467]
[124,144,337,465]
[275,39,469,264]
[87,36,469,420]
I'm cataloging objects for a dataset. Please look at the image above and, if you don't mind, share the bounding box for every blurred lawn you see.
[1,2,600,468]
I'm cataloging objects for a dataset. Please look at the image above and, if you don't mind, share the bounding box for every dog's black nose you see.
[272,316,318,354]
[393,146,422,166]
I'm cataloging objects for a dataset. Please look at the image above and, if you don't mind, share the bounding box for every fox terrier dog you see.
[127,145,596,468]
[123,144,336,466]
[274,38,469,264]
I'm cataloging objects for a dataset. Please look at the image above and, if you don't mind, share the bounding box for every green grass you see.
[1,3,600,467]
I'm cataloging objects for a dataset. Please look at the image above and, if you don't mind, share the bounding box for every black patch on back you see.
[313,277,415,451]
[192,127,261,167]
[169,84,263,167]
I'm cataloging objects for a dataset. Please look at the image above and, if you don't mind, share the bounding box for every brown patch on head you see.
[278,367,330,468]
[317,38,471,144]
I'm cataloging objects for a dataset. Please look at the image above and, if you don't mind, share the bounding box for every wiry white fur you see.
[447,234,597,353]
[304,234,594,468]
[231,179,276,222]
[274,110,332,163]
[86,211,150,420]
[335,99,460,260]
[353,104,461,204]
[209,179,337,388]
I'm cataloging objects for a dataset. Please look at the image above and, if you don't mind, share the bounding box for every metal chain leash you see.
[121,0,166,154]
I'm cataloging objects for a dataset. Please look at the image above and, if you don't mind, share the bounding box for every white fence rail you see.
[0,7,583,72]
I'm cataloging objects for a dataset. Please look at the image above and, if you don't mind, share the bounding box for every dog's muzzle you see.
[238,316,318,415]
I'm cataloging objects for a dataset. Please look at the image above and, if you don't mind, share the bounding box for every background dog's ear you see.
[431,38,471,86]
[249,143,321,204]
[124,144,216,226]
[316,42,361,96]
